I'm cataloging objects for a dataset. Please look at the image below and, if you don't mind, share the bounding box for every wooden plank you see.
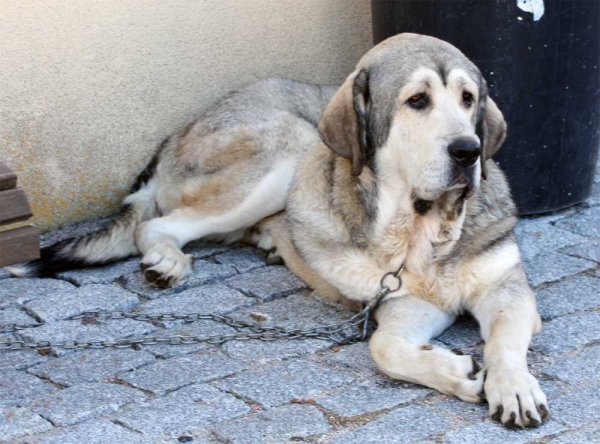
[0,188,32,225]
[0,162,17,191]
[0,225,40,267]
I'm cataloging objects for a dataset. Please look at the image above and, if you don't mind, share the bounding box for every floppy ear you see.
[318,68,370,176]
[477,97,507,180]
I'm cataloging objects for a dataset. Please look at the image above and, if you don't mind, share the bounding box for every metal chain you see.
[0,266,404,352]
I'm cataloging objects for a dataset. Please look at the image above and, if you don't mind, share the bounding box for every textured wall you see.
[0,0,372,231]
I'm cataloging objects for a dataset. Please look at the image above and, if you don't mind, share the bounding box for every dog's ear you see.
[477,97,507,180]
[318,69,370,176]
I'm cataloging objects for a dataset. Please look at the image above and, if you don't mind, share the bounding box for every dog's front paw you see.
[485,367,548,428]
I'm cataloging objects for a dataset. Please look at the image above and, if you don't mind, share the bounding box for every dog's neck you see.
[330,155,468,275]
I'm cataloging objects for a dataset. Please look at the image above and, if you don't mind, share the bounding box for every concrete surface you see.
[0,166,599,442]
[0,0,372,231]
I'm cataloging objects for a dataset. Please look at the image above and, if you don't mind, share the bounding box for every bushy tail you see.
[6,140,166,278]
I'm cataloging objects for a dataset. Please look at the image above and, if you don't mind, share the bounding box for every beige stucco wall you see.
[0,0,373,231]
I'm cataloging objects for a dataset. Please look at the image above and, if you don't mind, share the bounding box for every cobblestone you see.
[0,407,53,441]
[216,359,354,408]
[0,308,39,327]
[25,284,140,322]
[115,384,250,437]
[30,382,147,427]
[23,419,166,444]
[531,311,600,355]
[119,260,236,299]
[212,404,331,443]
[133,283,253,328]
[27,348,156,387]
[535,275,600,320]
[0,369,58,407]
[0,278,76,309]
[214,247,266,273]
[442,419,565,444]
[334,405,449,444]
[2,164,600,442]
[316,379,431,417]
[16,319,159,357]
[515,222,587,262]
[556,205,600,238]
[57,257,142,285]
[543,346,600,386]
[225,266,307,301]
[120,351,247,396]
[523,252,596,287]
[550,385,600,428]
[562,240,600,263]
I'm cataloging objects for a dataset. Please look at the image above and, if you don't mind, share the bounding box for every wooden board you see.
[0,188,32,225]
[0,225,40,267]
[0,162,17,191]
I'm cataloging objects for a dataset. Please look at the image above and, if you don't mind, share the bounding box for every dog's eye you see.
[407,93,429,110]
[463,91,474,107]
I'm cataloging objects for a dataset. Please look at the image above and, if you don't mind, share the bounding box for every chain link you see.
[0,266,404,352]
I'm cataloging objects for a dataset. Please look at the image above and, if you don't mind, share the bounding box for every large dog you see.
[9,34,548,428]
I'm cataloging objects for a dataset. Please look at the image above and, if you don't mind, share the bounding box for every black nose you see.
[448,138,481,167]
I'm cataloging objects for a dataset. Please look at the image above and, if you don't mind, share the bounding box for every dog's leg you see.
[370,296,484,403]
[470,267,548,428]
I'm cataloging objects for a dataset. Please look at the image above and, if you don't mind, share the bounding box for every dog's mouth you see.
[447,168,478,199]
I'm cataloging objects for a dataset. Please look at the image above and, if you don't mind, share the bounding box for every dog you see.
[8,33,548,428]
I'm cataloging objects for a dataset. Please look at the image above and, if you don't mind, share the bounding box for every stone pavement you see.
[1,164,600,443]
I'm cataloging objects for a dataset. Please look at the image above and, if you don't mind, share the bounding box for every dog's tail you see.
[6,140,166,278]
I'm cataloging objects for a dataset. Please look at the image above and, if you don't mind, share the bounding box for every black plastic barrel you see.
[372,0,600,215]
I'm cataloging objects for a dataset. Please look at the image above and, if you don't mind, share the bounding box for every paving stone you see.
[0,268,11,279]
[434,396,488,424]
[16,319,159,357]
[212,404,330,444]
[515,222,587,262]
[0,369,58,407]
[442,419,564,444]
[222,338,332,364]
[542,346,600,386]
[323,341,379,378]
[40,216,114,247]
[436,317,482,349]
[536,275,600,320]
[334,405,449,444]
[0,279,76,309]
[134,283,254,328]
[120,351,247,396]
[523,252,596,287]
[216,359,354,408]
[316,379,431,417]
[548,422,600,443]
[183,240,231,259]
[213,247,266,273]
[228,291,354,334]
[25,284,140,323]
[531,311,600,355]
[0,407,53,441]
[57,257,142,285]
[143,320,236,358]
[225,266,307,301]
[27,348,156,387]
[551,385,600,428]
[119,260,236,299]
[556,206,600,238]
[0,307,39,327]
[115,384,250,437]
[0,348,48,370]
[30,382,147,427]
[563,240,600,263]
[26,419,166,444]
[584,181,600,206]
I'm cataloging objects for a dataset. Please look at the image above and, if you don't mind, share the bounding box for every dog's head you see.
[319,33,506,202]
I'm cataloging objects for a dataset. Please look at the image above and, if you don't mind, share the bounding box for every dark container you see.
[372,0,600,215]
